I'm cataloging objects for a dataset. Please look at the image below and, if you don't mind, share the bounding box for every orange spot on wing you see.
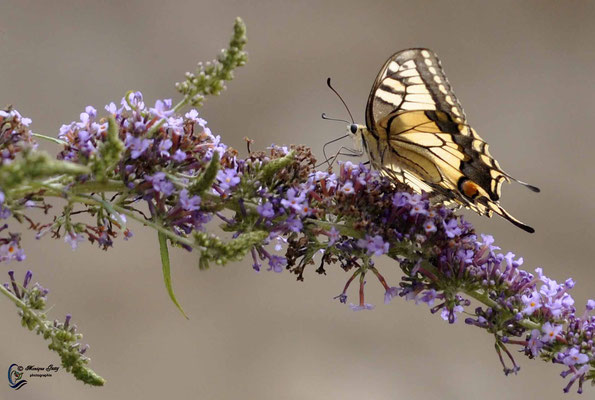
[461,180,479,198]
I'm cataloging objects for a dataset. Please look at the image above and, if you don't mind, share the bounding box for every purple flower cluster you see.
[258,159,593,393]
[3,269,47,308]
[50,92,239,250]
[58,92,228,165]
[357,235,389,256]
[58,105,106,160]
[3,92,242,260]
[0,240,25,262]
[455,235,589,375]
[0,108,36,165]
[0,216,25,263]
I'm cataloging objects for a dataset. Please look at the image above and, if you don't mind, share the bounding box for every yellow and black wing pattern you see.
[362,48,538,233]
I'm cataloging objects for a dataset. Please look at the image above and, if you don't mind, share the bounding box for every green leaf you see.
[260,151,294,183]
[0,151,90,192]
[188,151,220,196]
[81,194,126,229]
[158,232,189,319]
[90,115,124,181]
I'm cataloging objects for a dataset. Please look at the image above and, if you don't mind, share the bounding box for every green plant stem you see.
[31,132,68,146]
[304,218,363,238]
[0,281,41,318]
[71,180,128,193]
[110,203,195,248]
[465,286,501,310]
[10,177,193,247]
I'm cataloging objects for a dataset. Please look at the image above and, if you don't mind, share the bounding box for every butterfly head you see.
[347,123,368,151]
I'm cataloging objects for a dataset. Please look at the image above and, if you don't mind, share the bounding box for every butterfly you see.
[348,48,539,233]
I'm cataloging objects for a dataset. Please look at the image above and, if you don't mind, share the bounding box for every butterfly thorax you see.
[349,124,395,176]
[350,125,386,174]
[353,123,452,203]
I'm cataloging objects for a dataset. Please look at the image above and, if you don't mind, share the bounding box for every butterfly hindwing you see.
[360,48,536,232]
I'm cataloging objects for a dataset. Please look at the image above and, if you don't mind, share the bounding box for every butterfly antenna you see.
[321,113,350,124]
[326,77,354,124]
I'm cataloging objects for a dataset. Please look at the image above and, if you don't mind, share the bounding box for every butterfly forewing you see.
[361,48,535,232]
[366,48,467,129]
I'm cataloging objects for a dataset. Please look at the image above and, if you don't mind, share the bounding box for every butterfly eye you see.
[350,124,358,134]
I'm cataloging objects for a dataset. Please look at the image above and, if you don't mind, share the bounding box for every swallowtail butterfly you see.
[348,48,539,232]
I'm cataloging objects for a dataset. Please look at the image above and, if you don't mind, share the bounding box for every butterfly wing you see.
[365,48,466,128]
[363,48,535,232]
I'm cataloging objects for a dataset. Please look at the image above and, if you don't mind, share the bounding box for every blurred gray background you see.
[1,1,594,399]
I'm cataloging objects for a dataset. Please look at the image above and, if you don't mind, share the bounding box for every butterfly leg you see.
[316,145,364,169]
[322,134,349,167]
